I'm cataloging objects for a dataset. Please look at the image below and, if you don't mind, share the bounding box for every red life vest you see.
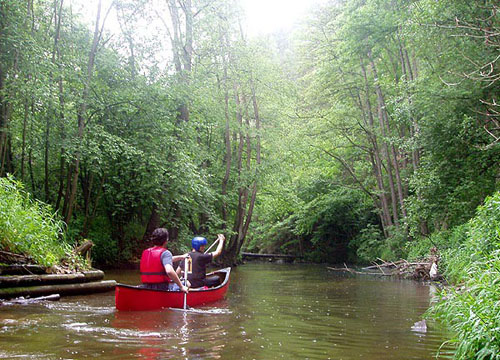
[140,246,171,283]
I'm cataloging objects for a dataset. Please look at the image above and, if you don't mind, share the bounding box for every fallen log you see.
[74,240,94,256]
[327,266,393,276]
[0,280,116,299]
[0,270,104,288]
[0,264,46,275]
[241,252,300,259]
[1,294,60,305]
[0,250,31,264]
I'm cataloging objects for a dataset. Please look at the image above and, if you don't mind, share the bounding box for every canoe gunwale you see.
[116,267,230,293]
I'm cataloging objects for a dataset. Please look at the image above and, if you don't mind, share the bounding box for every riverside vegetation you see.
[0,0,499,358]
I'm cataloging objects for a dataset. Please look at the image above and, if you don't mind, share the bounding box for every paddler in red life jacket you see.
[177,234,225,289]
[140,228,189,293]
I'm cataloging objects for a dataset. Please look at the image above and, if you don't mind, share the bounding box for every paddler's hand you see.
[180,285,189,293]
[218,234,225,242]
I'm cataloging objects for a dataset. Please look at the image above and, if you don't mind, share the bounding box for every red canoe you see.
[115,267,231,311]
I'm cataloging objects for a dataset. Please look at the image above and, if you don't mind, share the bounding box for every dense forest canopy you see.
[0,0,498,268]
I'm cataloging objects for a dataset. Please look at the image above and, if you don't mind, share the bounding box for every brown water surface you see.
[0,263,453,359]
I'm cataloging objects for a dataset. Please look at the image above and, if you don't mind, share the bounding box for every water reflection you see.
[0,263,454,359]
[110,301,232,359]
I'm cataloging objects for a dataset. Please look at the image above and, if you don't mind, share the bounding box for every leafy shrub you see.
[0,176,68,267]
[82,215,117,267]
[350,224,384,263]
[350,225,409,263]
[429,191,500,359]
[405,224,469,261]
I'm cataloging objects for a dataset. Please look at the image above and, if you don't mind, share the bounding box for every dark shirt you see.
[181,251,213,288]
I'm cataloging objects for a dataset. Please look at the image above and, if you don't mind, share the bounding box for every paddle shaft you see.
[183,255,188,310]
[204,237,221,254]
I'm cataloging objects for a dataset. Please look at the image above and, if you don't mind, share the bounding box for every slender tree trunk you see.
[368,51,400,228]
[28,102,36,193]
[143,203,160,240]
[21,99,28,181]
[65,0,103,224]
[55,58,66,211]
[44,115,50,201]
[220,33,231,228]
[360,58,393,231]
[82,174,104,237]
[227,88,246,257]
[167,0,191,123]
[0,2,6,175]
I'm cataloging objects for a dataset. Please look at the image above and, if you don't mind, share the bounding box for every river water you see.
[0,263,453,359]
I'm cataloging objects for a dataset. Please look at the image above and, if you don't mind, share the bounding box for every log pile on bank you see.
[0,268,116,299]
[0,241,116,301]
[328,248,443,282]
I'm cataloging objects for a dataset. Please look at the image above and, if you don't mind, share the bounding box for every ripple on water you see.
[0,264,455,359]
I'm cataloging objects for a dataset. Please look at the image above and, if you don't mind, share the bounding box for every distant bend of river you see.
[0,263,454,359]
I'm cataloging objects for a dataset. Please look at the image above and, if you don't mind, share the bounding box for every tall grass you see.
[0,176,68,267]
[430,191,500,359]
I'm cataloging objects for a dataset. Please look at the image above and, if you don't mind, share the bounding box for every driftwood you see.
[0,264,46,275]
[74,240,93,257]
[327,263,393,276]
[241,252,300,259]
[0,250,31,264]
[328,248,443,281]
[1,294,61,305]
[0,280,116,299]
[0,270,104,288]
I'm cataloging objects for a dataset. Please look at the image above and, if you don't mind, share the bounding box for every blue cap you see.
[191,236,207,251]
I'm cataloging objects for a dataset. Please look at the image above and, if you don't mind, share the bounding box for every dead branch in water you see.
[1,294,60,305]
[327,248,443,281]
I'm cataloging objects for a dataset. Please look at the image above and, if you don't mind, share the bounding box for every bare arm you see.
[172,253,188,262]
[164,264,188,293]
[211,234,225,258]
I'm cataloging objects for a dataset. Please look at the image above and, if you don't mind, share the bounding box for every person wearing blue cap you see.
[178,234,225,288]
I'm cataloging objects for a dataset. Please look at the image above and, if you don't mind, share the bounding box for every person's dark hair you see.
[151,228,169,246]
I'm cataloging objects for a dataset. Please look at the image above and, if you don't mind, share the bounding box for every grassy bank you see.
[0,176,85,270]
[423,192,500,359]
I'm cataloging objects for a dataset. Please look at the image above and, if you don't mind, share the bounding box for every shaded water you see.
[0,263,453,359]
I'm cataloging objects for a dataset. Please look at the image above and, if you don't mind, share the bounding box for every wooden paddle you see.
[183,255,189,310]
[204,236,221,254]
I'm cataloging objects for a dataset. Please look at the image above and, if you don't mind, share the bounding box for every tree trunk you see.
[226,88,246,258]
[0,2,6,175]
[21,99,28,181]
[143,203,160,241]
[360,58,393,232]
[236,79,261,255]
[220,33,231,228]
[368,51,400,228]
[0,280,116,299]
[64,0,103,224]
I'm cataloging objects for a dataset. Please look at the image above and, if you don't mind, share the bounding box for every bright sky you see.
[239,0,323,36]
[75,0,323,37]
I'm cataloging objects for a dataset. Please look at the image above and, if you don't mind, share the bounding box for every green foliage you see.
[253,177,379,263]
[0,176,68,267]
[429,192,500,359]
[350,224,384,263]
